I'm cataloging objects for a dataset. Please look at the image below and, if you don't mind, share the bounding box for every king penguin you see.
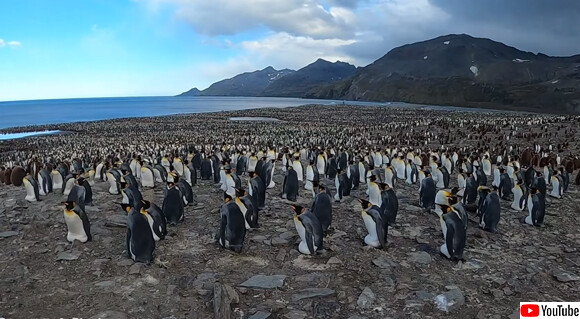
[311,183,333,234]
[140,199,166,241]
[358,198,386,249]
[23,173,41,202]
[218,193,247,253]
[162,181,184,225]
[439,205,466,261]
[367,174,382,207]
[379,183,398,225]
[248,171,266,210]
[38,168,53,196]
[419,171,437,211]
[282,166,299,201]
[126,206,155,264]
[511,179,527,211]
[525,187,546,227]
[140,162,156,188]
[62,201,91,243]
[549,170,563,199]
[292,205,324,255]
[477,186,501,233]
[51,168,64,190]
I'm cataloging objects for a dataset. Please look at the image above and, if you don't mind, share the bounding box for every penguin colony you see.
[1,105,580,317]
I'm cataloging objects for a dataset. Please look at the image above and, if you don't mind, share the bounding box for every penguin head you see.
[477,186,490,193]
[121,169,129,175]
[224,192,233,203]
[62,201,76,211]
[290,205,306,216]
[378,183,389,191]
[369,175,377,182]
[77,177,85,185]
[448,196,458,205]
[167,181,175,188]
[358,198,372,209]
[450,187,460,195]
[120,203,132,213]
[234,187,246,197]
[249,171,256,178]
[141,199,151,210]
[120,181,128,189]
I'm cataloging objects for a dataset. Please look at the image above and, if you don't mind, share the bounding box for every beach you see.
[1,105,580,319]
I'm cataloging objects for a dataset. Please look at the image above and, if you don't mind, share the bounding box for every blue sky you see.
[1,0,578,101]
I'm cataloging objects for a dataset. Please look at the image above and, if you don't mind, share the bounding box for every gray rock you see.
[116,259,134,267]
[248,311,272,319]
[372,256,397,269]
[240,275,287,289]
[104,215,127,227]
[95,281,115,288]
[56,251,81,261]
[408,251,432,265]
[292,288,335,301]
[213,283,239,319]
[88,311,127,319]
[0,231,19,238]
[284,310,307,319]
[552,269,580,282]
[348,316,369,319]
[271,237,291,246]
[129,263,141,275]
[326,257,342,265]
[433,288,465,312]
[357,287,375,309]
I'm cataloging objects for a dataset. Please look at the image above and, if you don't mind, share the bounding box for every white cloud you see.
[0,38,22,48]
[7,41,21,47]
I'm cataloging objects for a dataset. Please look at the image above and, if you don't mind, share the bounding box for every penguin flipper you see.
[445,222,455,260]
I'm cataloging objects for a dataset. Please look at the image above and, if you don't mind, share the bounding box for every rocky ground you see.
[1,106,580,319]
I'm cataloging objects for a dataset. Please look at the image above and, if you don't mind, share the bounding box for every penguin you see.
[511,179,527,211]
[122,169,138,189]
[482,155,492,176]
[311,183,333,234]
[560,167,570,193]
[457,169,466,197]
[405,160,418,184]
[121,181,143,209]
[62,173,78,196]
[162,181,184,225]
[439,205,466,261]
[434,189,452,216]
[316,152,327,179]
[358,198,386,249]
[367,174,382,207]
[10,166,26,186]
[37,168,53,195]
[282,166,299,202]
[334,168,350,202]
[236,152,248,176]
[384,163,396,189]
[474,164,487,186]
[0,166,5,184]
[239,188,259,229]
[525,188,546,227]
[292,205,324,255]
[218,193,247,253]
[498,168,512,200]
[200,157,212,180]
[95,161,106,181]
[379,183,398,225]
[187,160,197,186]
[126,206,155,264]
[23,174,41,202]
[220,165,236,197]
[305,160,316,190]
[419,171,436,211]
[106,169,121,195]
[153,163,167,183]
[78,177,93,206]
[393,156,406,180]
[248,171,266,210]
[291,155,303,182]
[549,170,563,199]
[491,165,501,187]
[140,199,166,241]
[358,158,367,185]
[51,168,64,190]
[173,157,184,177]
[140,162,156,188]
[62,201,91,243]
[247,153,258,173]
[478,186,501,233]
[349,160,360,190]
[533,171,547,196]
[523,166,536,188]
[462,172,478,206]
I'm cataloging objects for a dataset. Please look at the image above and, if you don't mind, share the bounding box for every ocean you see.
[0,96,386,130]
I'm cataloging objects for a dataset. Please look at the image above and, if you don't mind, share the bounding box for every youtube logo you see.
[521,304,540,317]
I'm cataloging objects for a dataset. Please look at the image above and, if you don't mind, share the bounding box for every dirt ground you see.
[1,106,580,319]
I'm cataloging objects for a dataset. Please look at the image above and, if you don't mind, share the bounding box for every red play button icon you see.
[521,304,540,317]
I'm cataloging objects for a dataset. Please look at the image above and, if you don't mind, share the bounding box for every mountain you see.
[193,66,294,97]
[179,87,201,96]
[259,59,358,97]
[307,34,580,113]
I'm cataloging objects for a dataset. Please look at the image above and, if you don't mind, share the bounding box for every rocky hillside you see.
[179,87,200,96]
[307,34,580,113]
[187,66,295,97]
[259,59,357,97]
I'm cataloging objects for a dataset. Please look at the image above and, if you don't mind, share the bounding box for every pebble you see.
[407,251,432,265]
[284,310,307,319]
[0,231,19,238]
[248,311,272,319]
[129,263,142,275]
[357,287,375,309]
[292,288,336,301]
[552,269,580,282]
[88,311,127,319]
[56,251,81,261]
[433,288,465,312]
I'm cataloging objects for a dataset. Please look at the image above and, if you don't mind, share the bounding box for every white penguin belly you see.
[294,219,316,254]
[141,167,155,188]
[24,180,37,202]
[145,213,160,241]
[52,172,63,189]
[63,179,75,196]
[38,174,47,196]
[64,212,88,243]
[293,162,303,181]
[107,173,118,194]
[362,213,380,248]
